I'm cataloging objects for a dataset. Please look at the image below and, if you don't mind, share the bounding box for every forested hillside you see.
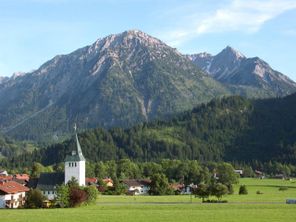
[2,93,296,169]
[0,134,39,160]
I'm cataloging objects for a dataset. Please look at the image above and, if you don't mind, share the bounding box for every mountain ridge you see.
[0,30,229,142]
[188,46,296,97]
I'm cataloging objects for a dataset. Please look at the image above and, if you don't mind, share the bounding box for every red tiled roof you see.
[0,175,13,181]
[170,183,184,190]
[0,181,29,194]
[14,174,30,181]
[85,177,97,184]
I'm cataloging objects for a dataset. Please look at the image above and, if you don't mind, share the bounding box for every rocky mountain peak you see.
[11,72,26,79]
[189,46,296,97]
[0,76,8,84]
[219,46,246,61]
[90,30,165,53]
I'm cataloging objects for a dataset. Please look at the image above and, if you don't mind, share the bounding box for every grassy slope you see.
[1,179,296,222]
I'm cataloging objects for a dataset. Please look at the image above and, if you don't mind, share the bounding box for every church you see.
[35,126,86,200]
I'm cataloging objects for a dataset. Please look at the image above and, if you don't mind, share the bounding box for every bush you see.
[239,185,248,195]
[85,185,99,204]
[279,186,288,191]
[56,184,70,208]
[69,187,88,207]
[149,173,173,195]
[256,190,263,195]
[227,184,234,194]
[202,199,228,203]
[25,189,45,208]
[193,183,210,202]
[210,183,228,200]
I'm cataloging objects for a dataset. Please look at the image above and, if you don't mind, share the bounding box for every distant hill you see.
[0,30,229,142]
[5,93,296,168]
[188,46,296,97]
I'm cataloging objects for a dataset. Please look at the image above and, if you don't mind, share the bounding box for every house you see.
[26,178,39,190]
[13,174,30,186]
[36,172,64,200]
[14,174,30,182]
[0,175,13,182]
[85,177,98,186]
[34,125,86,200]
[170,183,195,195]
[103,178,113,187]
[255,170,265,179]
[234,170,243,176]
[0,170,8,176]
[170,183,184,194]
[122,179,151,195]
[0,181,29,208]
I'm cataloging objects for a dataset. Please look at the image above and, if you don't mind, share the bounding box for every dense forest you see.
[1,93,296,171]
[0,134,39,160]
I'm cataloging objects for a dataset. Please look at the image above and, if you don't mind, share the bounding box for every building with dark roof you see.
[37,172,64,200]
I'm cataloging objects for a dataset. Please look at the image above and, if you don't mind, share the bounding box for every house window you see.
[75,162,77,167]
[69,163,71,167]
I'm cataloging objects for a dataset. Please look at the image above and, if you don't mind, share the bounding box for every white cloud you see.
[196,0,296,34]
[162,0,296,46]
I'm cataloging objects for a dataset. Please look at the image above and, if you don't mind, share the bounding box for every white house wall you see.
[42,190,57,201]
[128,185,150,195]
[0,192,26,208]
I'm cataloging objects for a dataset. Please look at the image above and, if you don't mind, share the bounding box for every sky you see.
[0,0,296,80]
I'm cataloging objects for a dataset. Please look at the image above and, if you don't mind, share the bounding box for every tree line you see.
[1,94,296,170]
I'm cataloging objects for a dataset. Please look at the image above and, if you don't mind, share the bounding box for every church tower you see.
[64,124,85,186]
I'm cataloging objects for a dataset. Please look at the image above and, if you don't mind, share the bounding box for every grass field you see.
[1,178,296,222]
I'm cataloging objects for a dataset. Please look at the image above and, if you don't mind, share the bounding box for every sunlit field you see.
[1,178,296,222]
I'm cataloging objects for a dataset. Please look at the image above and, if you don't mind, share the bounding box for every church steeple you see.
[64,124,86,186]
[74,123,85,161]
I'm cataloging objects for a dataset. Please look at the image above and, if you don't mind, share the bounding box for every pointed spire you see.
[74,124,85,161]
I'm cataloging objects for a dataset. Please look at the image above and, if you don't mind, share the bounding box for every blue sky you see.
[0,0,296,80]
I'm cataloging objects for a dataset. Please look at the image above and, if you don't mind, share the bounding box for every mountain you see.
[0,76,8,85]
[4,93,296,168]
[188,46,296,97]
[0,30,229,142]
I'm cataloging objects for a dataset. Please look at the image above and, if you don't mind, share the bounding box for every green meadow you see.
[1,178,296,222]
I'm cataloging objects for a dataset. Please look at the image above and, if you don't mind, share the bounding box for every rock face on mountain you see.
[188,46,296,97]
[0,30,229,142]
[0,76,8,84]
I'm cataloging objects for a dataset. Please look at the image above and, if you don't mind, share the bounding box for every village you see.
[0,130,197,209]
[2,129,289,209]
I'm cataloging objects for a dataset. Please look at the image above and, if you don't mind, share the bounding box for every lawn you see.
[1,178,296,222]
[96,178,296,203]
[1,204,296,222]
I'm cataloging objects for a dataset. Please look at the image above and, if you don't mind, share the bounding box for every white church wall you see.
[65,161,85,186]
